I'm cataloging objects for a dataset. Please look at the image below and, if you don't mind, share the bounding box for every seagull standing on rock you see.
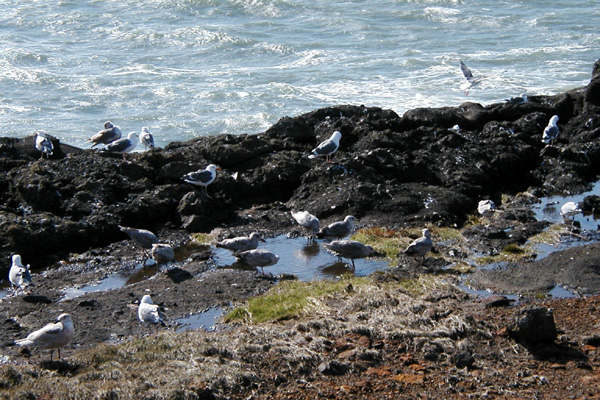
[217,232,265,252]
[403,228,433,265]
[542,115,559,145]
[34,131,54,159]
[505,94,528,105]
[104,131,138,162]
[9,254,33,292]
[323,240,375,269]
[308,131,341,163]
[140,126,155,150]
[88,121,122,148]
[478,200,497,219]
[15,313,74,361]
[316,215,357,240]
[183,164,220,198]
[291,211,320,242]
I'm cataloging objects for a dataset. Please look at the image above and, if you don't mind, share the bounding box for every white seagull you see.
[505,94,528,105]
[183,164,220,198]
[104,131,138,162]
[323,240,375,269]
[88,121,122,148]
[138,295,166,331]
[235,249,279,274]
[15,313,74,361]
[316,215,357,240]
[9,254,33,292]
[459,61,484,95]
[308,131,342,163]
[34,131,54,159]
[291,211,321,242]
[542,115,559,145]
[403,228,433,265]
[478,200,497,219]
[140,126,155,150]
[560,201,582,220]
[216,232,265,252]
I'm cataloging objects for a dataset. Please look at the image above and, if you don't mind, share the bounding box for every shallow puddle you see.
[174,308,224,333]
[60,271,139,302]
[212,235,390,281]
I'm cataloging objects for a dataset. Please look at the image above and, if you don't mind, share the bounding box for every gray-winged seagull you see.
[119,225,159,255]
[505,94,528,105]
[34,131,53,159]
[9,254,32,292]
[104,131,138,162]
[88,121,122,148]
[235,248,279,274]
[403,228,433,265]
[183,164,220,198]
[15,313,74,361]
[323,240,374,269]
[542,115,559,145]
[217,232,265,252]
[316,215,357,240]
[151,243,175,264]
[308,131,341,163]
[291,211,320,242]
[459,61,484,95]
[140,126,155,150]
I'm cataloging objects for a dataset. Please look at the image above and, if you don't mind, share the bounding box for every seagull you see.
[542,115,559,145]
[104,131,138,162]
[505,94,528,105]
[15,313,74,361]
[216,232,265,252]
[234,249,279,274]
[34,131,53,159]
[478,200,497,219]
[323,240,375,269]
[403,228,433,265]
[151,243,175,264]
[291,211,321,242]
[9,254,32,292]
[88,121,122,148]
[316,215,357,240]
[560,201,582,220]
[308,131,342,163]
[183,164,220,198]
[119,225,159,254]
[140,126,155,150]
[138,295,167,332]
[459,61,484,95]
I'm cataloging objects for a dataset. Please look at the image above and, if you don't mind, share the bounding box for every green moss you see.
[224,277,370,324]
[191,232,215,244]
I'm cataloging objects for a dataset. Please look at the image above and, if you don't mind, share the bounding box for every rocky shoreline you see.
[1,59,600,399]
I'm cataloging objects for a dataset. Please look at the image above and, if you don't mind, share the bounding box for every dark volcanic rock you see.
[2,59,600,276]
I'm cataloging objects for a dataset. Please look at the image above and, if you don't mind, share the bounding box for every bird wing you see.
[184,170,213,184]
[312,139,338,156]
[460,61,474,81]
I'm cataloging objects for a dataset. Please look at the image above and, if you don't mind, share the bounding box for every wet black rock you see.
[509,307,557,344]
[2,59,600,277]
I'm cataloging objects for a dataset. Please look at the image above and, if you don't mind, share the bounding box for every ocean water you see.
[1,0,598,149]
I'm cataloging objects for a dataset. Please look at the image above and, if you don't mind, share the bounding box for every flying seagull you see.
[34,131,53,159]
[15,313,74,361]
[88,121,122,148]
[104,131,138,162]
[217,232,265,252]
[403,228,433,265]
[541,115,559,145]
[235,249,279,274]
[140,126,155,150]
[323,240,375,269]
[459,61,484,95]
[291,211,321,242]
[183,164,220,198]
[308,131,342,163]
[9,254,33,292]
[316,215,357,240]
